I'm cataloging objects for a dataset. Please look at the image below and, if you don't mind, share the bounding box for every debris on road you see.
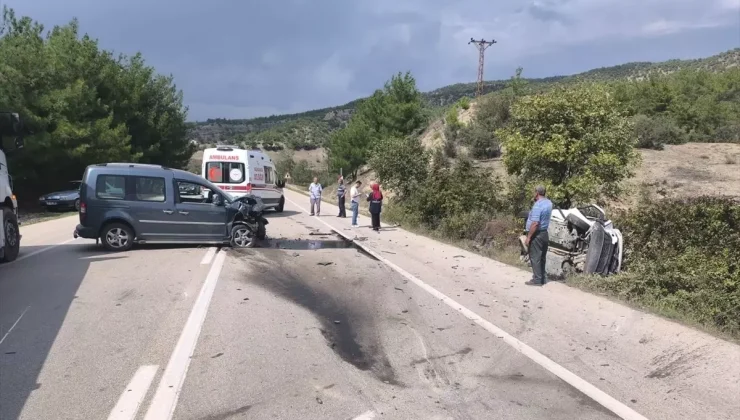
[309,231,334,236]
[317,262,334,266]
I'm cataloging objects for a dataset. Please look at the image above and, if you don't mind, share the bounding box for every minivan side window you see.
[134,176,166,202]
[96,175,126,200]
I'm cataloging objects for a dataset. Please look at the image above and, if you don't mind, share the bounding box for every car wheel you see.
[276,196,285,212]
[74,199,81,212]
[1,207,21,263]
[101,222,134,252]
[231,224,256,248]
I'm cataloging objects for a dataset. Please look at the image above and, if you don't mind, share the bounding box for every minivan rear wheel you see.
[101,222,134,252]
[276,196,285,213]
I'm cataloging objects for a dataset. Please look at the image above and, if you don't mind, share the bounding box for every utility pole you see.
[468,38,496,97]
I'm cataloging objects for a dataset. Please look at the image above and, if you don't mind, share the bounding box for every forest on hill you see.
[0,8,194,199]
[187,48,740,150]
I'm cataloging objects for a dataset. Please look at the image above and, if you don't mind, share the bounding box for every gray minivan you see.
[74,163,262,251]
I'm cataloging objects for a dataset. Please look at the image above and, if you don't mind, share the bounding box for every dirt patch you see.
[617,143,740,208]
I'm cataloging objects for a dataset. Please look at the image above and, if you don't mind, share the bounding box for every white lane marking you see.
[285,195,649,420]
[2,238,78,267]
[199,247,217,265]
[107,365,159,420]
[143,249,227,420]
[352,411,377,420]
[0,306,30,346]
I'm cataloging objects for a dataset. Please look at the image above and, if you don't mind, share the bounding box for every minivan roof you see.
[86,162,204,184]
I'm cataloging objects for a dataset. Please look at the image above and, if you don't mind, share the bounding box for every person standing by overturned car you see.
[525,185,553,286]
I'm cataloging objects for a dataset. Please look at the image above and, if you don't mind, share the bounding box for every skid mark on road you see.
[233,249,402,386]
[285,195,650,420]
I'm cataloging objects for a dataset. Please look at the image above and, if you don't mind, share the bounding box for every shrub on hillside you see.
[632,114,687,150]
[410,155,503,233]
[714,122,740,143]
[458,96,471,110]
[457,123,501,159]
[602,197,740,336]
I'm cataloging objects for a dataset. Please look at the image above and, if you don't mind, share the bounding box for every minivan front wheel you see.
[231,224,256,248]
[101,223,134,252]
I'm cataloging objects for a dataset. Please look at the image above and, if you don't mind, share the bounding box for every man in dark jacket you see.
[336,177,347,218]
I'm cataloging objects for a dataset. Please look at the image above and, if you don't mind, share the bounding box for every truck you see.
[0,112,24,263]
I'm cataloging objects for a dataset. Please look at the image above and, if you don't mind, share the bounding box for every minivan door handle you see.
[163,210,174,214]
[178,211,189,215]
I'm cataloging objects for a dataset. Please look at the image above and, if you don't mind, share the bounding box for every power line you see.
[468,38,497,98]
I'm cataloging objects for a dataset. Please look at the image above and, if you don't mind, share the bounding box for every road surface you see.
[0,191,737,420]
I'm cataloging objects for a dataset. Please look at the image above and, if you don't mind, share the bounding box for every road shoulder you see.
[283,189,740,420]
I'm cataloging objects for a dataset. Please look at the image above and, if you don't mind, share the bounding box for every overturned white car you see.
[520,204,624,278]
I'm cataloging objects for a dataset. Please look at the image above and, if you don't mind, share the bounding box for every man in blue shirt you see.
[525,185,553,286]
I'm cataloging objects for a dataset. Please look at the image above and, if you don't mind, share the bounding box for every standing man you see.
[350,180,362,227]
[308,177,322,216]
[524,185,553,286]
[336,177,347,218]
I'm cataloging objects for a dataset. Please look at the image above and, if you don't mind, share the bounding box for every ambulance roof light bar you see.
[215,144,241,151]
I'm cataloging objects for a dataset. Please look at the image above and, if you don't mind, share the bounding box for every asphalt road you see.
[0,204,642,419]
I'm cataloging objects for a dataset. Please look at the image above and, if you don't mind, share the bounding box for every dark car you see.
[39,181,82,211]
[73,163,268,251]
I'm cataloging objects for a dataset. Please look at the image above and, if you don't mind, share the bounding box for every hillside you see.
[187,48,740,148]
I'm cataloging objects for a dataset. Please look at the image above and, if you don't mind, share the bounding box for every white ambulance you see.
[201,145,285,212]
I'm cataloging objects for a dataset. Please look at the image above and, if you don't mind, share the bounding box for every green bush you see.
[438,210,490,240]
[409,154,503,230]
[632,114,687,150]
[457,122,501,159]
[458,96,471,110]
[612,197,740,336]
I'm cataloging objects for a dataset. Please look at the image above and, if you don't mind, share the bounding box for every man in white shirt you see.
[350,180,362,227]
[308,177,322,216]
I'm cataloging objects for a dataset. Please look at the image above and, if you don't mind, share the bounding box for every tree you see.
[497,84,640,207]
[327,119,370,179]
[368,135,428,200]
[328,71,427,179]
[0,7,193,197]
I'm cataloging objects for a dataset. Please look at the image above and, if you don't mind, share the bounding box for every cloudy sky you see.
[10,0,740,121]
